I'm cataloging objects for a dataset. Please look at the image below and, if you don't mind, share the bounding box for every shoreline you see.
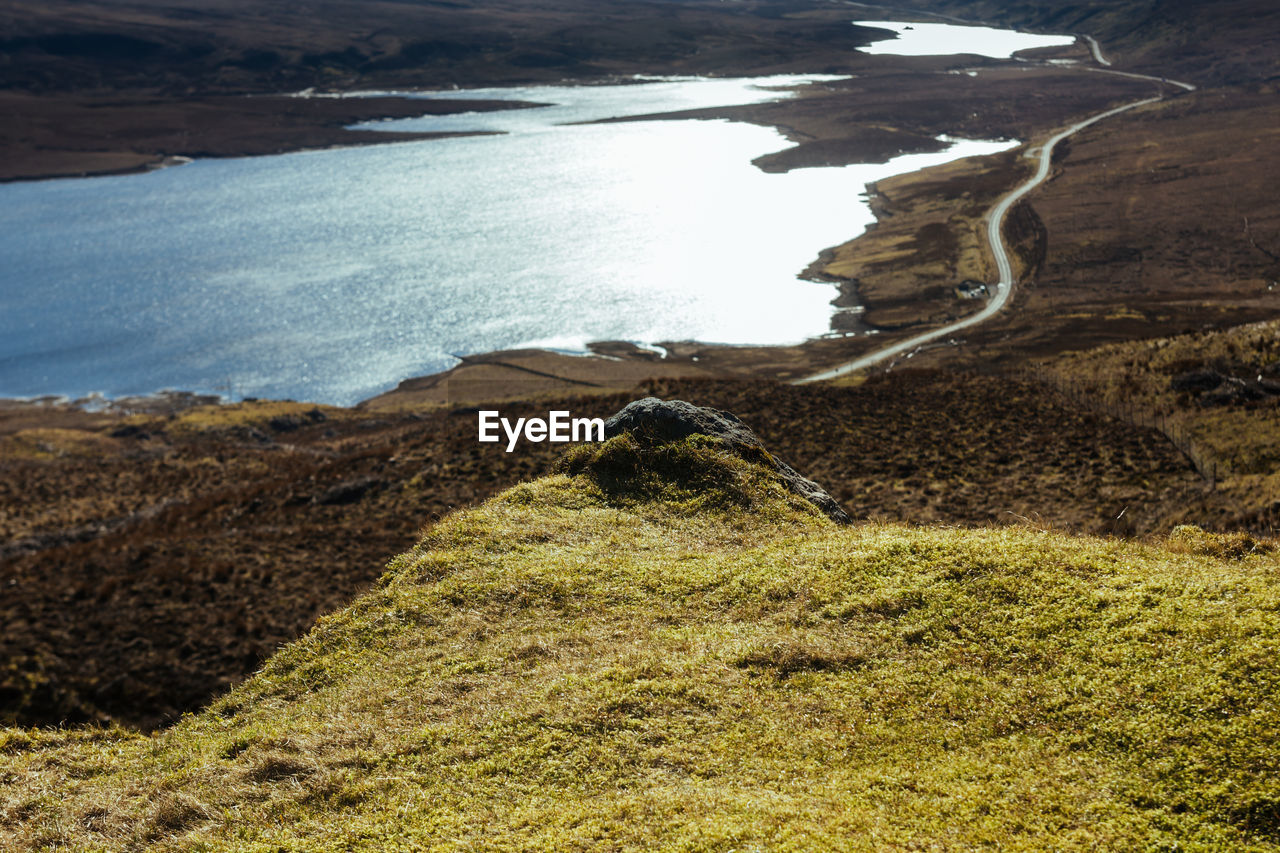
[3,43,1265,408]
[0,93,546,184]
[0,64,1179,412]
[0,23,1093,184]
[0,66,1050,407]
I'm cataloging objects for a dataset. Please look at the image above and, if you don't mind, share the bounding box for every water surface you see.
[854,21,1076,58]
[0,76,1015,404]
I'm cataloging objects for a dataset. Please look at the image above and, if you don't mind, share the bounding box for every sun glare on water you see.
[854,20,1076,58]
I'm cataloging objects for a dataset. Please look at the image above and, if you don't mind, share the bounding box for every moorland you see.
[2,0,1279,790]
[4,430,1280,849]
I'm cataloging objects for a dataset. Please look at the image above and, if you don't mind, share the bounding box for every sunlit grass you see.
[3,435,1279,850]
[166,401,349,435]
[1050,318,1280,519]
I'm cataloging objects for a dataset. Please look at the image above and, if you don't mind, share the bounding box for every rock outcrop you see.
[602,397,851,524]
[1170,368,1280,406]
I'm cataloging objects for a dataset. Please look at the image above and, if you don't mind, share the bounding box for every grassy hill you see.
[1,370,1236,732]
[4,429,1278,850]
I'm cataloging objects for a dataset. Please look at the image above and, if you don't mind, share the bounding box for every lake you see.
[852,21,1075,58]
[0,22,1070,406]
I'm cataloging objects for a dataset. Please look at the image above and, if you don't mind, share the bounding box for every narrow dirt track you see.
[796,41,1194,383]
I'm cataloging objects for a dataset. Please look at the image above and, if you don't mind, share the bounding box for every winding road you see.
[1082,35,1112,67]
[794,39,1194,384]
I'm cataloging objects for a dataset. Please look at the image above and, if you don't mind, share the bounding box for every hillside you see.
[1045,319,1280,528]
[1,370,1239,731]
[0,0,871,93]
[3,413,1278,850]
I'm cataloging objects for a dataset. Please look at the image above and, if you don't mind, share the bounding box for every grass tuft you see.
[1168,523,1272,559]
[734,635,872,677]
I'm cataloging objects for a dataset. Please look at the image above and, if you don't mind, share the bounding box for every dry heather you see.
[1047,320,1280,526]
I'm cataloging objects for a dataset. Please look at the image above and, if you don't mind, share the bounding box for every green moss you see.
[3,441,1279,850]
[555,433,817,523]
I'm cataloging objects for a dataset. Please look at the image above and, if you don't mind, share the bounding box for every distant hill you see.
[2,0,1275,94]
[0,0,877,93]
[3,424,1278,849]
[0,0,891,179]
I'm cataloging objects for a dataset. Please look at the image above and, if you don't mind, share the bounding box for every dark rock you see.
[1199,377,1265,407]
[270,409,326,432]
[603,397,851,524]
[1170,368,1228,393]
[109,424,149,439]
[268,415,303,432]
